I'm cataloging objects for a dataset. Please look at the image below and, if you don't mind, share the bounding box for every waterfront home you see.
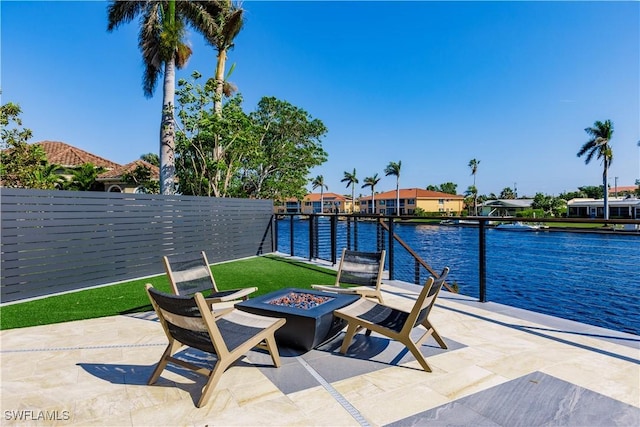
[567,197,640,219]
[359,188,464,215]
[480,199,534,217]
[275,192,354,214]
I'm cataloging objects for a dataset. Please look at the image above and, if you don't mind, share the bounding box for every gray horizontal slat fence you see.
[1,189,274,302]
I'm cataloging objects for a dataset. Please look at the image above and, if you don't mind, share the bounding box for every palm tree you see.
[577,120,614,220]
[199,1,244,116]
[384,160,402,216]
[65,163,105,191]
[311,175,327,213]
[468,158,480,215]
[341,168,358,214]
[362,173,381,214]
[140,152,160,167]
[464,185,478,215]
[30,164,65,190]
[107,1,222,195]
[499,187,516,199]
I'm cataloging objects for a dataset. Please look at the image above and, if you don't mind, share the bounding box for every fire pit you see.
[267,291,332,309]
[236,288,360,352]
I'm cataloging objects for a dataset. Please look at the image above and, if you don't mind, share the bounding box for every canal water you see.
[276,219,640,335]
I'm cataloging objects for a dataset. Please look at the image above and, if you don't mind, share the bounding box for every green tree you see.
[122,163,160,194]
[468,158,480,215]
[532,193,565,217]
[311,175,327,213]
[341,168,358,214]
[175,72,250,197]
[243,97,327,200]
[384,160,402,216]
[558,189,588,201]
[175,75,327,198]
[439,182,458,195]
[107,0,222,195]
[577,120,614,219]
[362,173,381,214]
[32,164,66,190]
[140,153,160,167]
[0,102,57,189]
[65,163,105,191]
[499,187,516,199]
[426,182,457,195]
[176,90,252,197]
[464,185,478,215]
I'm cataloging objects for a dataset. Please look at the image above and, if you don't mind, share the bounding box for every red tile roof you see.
[304,192,348,202]
[609,186,637,194]
[97,160,159,180]
[35,141,120,169]
[359,188,463,201]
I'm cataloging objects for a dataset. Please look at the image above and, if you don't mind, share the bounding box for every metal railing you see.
[274,213,640,335]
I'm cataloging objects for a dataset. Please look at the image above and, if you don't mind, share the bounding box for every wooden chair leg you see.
[422,320,447,349]
[264,335,281,367]
[148,341,181,385]
[403,339,432,373]
[340,322,359,353]
[197,360,229,408]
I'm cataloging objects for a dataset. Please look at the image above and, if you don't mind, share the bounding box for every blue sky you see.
[3,0,639,197]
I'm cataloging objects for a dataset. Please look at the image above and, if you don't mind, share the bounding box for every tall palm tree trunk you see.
[472,175,477,216]
[603,160,609,220]
[214,48,226,116]
[396,179,400,216]
[351,185,355,214]
[160,59,176,195]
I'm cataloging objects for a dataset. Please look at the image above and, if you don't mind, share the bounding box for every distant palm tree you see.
[341,168,358,214]
[311,175,327,213]
[362,173,381,214]
[140,153,160,167]
[468,159,480,215]
[499,187,516,199]
[30,164,65,190]
[384,160,402,216]
[107,0,222,195]
[464,185,478,215]
[65,163,105,191]
[578,120,614,220]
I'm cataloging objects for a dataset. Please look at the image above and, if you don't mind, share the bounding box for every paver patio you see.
[1,276,638,426]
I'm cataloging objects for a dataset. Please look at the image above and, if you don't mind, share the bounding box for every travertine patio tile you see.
[2,278,637,426]
[421,365,509,400]
[429,345,504,372]
[351,382,449,426]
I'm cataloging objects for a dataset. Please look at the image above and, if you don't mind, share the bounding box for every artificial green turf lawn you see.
[0,255,337,330]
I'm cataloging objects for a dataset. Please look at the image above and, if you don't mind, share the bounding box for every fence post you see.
[346,216,351,250]
[289,215,294,257]
[388,216,394,280]
[479,218,487,302]
[273,215,278,253]
[354,217,359,251]
[308,214,315,260]
[414,259,420,284]
[330,214,337,265]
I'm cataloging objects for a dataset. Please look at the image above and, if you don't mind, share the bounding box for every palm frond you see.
[107,0,145,31]
[139,3,163,97]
